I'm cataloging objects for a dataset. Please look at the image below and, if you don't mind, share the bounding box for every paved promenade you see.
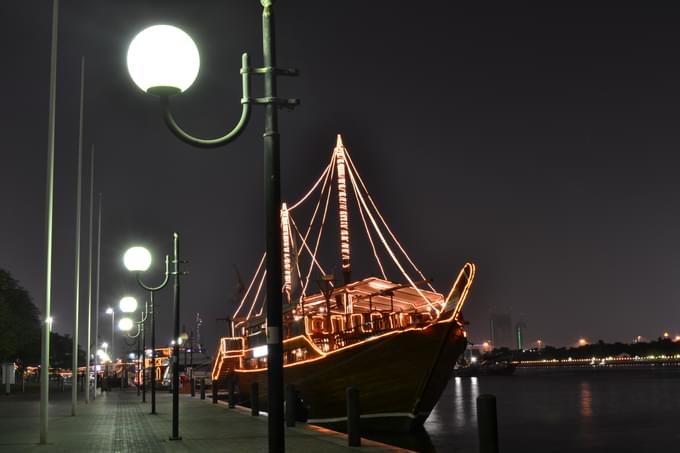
[0,387,411,452]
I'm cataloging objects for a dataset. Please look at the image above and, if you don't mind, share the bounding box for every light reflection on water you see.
[579,381,592,418]
[368,368,680,453]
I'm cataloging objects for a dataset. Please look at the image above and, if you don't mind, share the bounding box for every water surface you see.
[373,368,680,452]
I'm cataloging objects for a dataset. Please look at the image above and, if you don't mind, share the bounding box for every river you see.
[368,367,680,452]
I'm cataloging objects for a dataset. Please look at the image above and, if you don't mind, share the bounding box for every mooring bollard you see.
[285,384,296,427]
[212,380,219,404]
[347,386,361,447]
[251,382,259,416]
[200,378,206,400]
[190,378,195,397]
[228,379,236,408]
[477,394,499,453]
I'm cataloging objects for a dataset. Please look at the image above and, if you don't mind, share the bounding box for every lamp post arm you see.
[159,53,252,149]
[126,324,142,339]
[136,255,170,292]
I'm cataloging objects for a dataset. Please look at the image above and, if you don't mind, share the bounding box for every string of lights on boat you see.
[230,136,456,333]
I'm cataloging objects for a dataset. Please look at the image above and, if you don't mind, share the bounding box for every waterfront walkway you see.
[0,387,410,452]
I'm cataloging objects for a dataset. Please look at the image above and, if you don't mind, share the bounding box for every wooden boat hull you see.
[228,318,467,431]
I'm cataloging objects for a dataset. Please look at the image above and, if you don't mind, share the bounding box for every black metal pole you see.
[251,381,259,416]
[477,394,499,453]
[150,291,156,414]
[347,386,361,447]
[137,333,141,396]
[142,301,146,403]
[170,232,181,440]
[262,2,284,452]
[285,384,296,427]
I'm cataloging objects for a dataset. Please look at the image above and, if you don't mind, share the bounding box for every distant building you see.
[489,313,513,348]
[515,322,527,350]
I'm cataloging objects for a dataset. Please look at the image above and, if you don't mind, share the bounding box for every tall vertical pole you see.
[142,300,146,402]
[170,233,181,439]
[150,290,156,414]
[71,56,85,416]
[86,145,95,402]
[41,0,59,443]
[136,327,141,396]
[92,192,103,394]
[262,1,284,451]
[94,192,102,396]
[111,312,115,367]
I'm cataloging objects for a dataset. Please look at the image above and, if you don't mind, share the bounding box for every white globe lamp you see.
[127,25,200,95]
[118,317,134,332]
[119,296,138,313]
[124,246,152,272]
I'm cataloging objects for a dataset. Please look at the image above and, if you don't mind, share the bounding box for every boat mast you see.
[335,134,351,285]
[281,203,292,301]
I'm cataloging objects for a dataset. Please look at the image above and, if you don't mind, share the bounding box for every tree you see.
[0,269,41,364]
[50,332,86,369]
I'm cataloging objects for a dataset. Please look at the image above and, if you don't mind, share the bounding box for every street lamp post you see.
[123,240,182,438]
[105,308,115,364]
[119,296,147,397]
[99,342,110,390]
[126,3,297,450]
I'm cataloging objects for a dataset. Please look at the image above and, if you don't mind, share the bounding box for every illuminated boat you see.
[212,135,476,431]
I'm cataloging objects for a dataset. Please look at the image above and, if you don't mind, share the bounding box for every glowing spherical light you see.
[119,296,138,313]
[118,317,134,332]
[106,307,114,315]
[123,246,152,272]
[127,25,200,94]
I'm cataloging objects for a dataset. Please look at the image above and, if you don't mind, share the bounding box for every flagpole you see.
[86,151,95,402]
[94,191,102,394]
[40,0,59,443]
[71,56,85,416]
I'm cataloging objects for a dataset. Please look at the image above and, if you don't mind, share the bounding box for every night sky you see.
[3,1,680,357]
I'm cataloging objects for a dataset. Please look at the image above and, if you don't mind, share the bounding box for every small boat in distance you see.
[212,135,476,431]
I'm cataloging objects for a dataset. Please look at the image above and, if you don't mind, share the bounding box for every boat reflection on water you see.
[362,377,479,452]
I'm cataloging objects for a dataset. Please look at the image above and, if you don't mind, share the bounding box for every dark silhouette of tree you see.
[50,332,86,369]
[0,269,41,364]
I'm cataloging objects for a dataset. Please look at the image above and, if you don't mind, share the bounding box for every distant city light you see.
[578,338,588,346]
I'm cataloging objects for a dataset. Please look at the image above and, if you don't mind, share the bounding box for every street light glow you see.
[119,296,138,313]
[118,317,134,332]
[127,25,200,94]
[123,246,152,272]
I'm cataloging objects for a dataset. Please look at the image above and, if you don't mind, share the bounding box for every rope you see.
[344,148,436,293]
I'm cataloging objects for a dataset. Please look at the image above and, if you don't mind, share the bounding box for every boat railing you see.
[309,311,434,352]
